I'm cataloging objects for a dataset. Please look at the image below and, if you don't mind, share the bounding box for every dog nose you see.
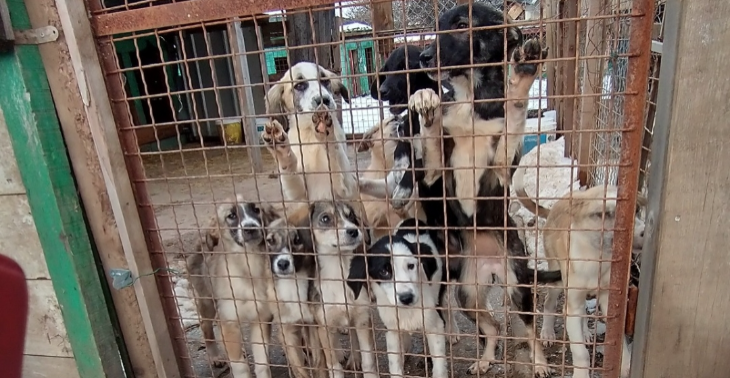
[379,86,390,99]
[346,228,359,239]
[419,49,434,66]
[313,96,331,107]
[277,259,290,272]
[398,293,415,305]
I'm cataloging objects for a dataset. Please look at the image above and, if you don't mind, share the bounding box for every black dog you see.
[391,4,556,377]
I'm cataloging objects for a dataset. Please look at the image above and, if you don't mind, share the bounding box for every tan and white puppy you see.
[186,197,279,378]
[532,186,645,378]
[261,62,356,204]
[264,217,325,378]
[304,201,377,378]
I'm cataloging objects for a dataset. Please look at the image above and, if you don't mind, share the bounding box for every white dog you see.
[349,218,448,378]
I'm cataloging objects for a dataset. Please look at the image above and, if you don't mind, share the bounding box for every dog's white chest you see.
[449,135,493,218]
[211,253,272,320]
[317,264,357,327]
[272,276,314,324]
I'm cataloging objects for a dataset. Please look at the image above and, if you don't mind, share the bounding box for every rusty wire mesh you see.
[88,0,654,377]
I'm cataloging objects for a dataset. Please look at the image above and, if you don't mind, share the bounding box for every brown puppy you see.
[186,196,279,378]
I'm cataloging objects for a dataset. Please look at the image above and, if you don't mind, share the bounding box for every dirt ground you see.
[143,142,608,378]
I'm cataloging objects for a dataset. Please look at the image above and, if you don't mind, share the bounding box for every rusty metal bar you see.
[92,0,344,36]
[603,0,655,376]
[96,36,195,377]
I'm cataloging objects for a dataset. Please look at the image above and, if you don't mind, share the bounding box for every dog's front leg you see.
[280,325,309,378]
[354,312,378,378]
[317,325,345,378]
[540,284,562,347]
[409,89,443,187]
[425,311,448,378]
[384,330,404,378]
[566,288,592,378]
[219,301,252,378]
[495,38,549,188]
[250,319,272,378]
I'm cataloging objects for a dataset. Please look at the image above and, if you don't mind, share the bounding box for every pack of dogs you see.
[186,3,646,378]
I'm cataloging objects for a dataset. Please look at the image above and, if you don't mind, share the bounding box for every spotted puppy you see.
[349,218,450,378]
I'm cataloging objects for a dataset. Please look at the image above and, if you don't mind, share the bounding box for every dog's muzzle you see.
[273,256,294,276]
[398,292,416,306]
[241,223,263,242]
[312,95,333,110]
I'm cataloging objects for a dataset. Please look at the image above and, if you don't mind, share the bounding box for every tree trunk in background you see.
[287,9,343,124]
[287,9,337,69]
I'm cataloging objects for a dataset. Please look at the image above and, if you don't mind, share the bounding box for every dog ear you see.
[260,202,280,226]
[204,215,220,251]
[347,255,368,299]
[265,84,289,131]
[323,69,350,104]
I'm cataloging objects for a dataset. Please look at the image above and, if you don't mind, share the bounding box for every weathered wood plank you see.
[22,355,81,378]
[22,0,159,374]
[0,108,25,196]
[0,195,48,280]
[632,0,730,376]
[0,0,125,376]
[53,0,188,375]
[24,280,74,357]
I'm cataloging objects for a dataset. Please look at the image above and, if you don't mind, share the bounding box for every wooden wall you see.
[631,0,730,376]
[0,109,80,378]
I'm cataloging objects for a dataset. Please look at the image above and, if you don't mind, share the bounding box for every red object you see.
[0,254,28,378]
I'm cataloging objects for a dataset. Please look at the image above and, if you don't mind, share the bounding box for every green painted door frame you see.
[0,0,127,377]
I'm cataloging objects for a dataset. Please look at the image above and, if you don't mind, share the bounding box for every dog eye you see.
[320,214,331,224]
[252,207,260,214]
[380,269,391,279]
[407,263,416,270]
[320,79,330,87]
[227,212,237,220]
[294,82,307,91]
[456,22,468,29]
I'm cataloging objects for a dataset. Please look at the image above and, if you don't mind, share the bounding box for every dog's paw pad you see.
[212,360,227,369]
[521,38,548,62]
[533,365,552,378]
[467,361,492,375]
[262,120,288,148]
[513,39,548,76]
[313,106,333,135]
[408,89,440,122]
[540,328,557,347]
[448,333,461,345]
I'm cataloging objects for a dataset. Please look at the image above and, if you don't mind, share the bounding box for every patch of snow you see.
[393,34,436,43]
[341,22,372,32]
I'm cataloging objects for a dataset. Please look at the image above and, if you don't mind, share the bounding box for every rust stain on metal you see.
[92,0,342,36]
[603,0,655,376]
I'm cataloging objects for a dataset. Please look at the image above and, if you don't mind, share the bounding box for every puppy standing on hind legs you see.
[409,38,553,377]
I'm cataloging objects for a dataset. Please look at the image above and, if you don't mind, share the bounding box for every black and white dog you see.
[368,45,440,207]
[385,4,557,377]
[348,218,450,378]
